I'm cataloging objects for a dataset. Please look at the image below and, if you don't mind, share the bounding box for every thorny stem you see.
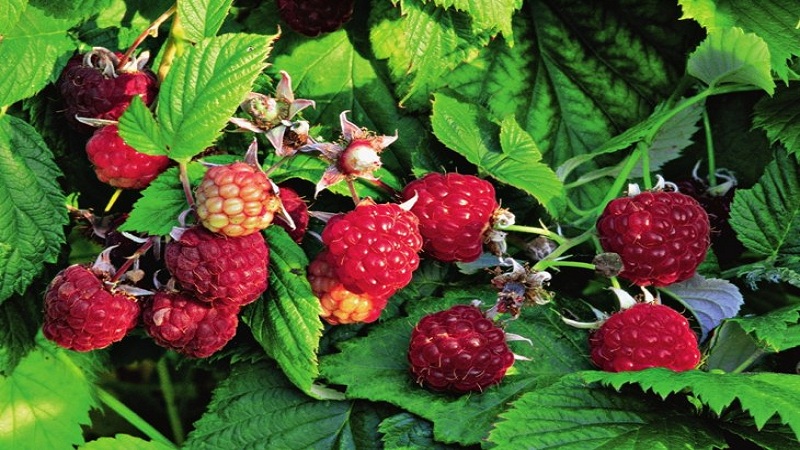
[104,188,124,213]
[97,388,177,448]
[178,161,196,210]
[702,108,717,187]
[118,4,177,69]
[498,224,567,246]
[109,236,156,283]
[157,358,186,445]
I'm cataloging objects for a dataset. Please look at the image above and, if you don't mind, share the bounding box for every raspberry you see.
[321,199,423,298]
[195,162,281,237]
[275,185,309,243]
[142,290,239,358]
[596,189,710,286]
[401,173,499,263]
[589,302,701,372]
[308,251,389,325]
[86,125,171,189]
[43,265,140,352]
[675,176,743,262]
[57,48,158,133]
[408,304,515,393]
[276,0,355,37]
[165,225,269,306]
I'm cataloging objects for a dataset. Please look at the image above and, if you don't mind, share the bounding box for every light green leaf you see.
[0,115,67,303]
[178,0,233,41]
[489,374,723,449]
[320,291,591,446]
[0,5,76,107]
[80,434,174,450]
[424,0,522,42]
[0,342,100,450]
[184,358,355,449]
[729,149,800,257]
[118,163,205,236]
[241,226,323,395]
[117,95,169,157]
[371,1,490,111]
[679,0,800,82]
[753,84,800,155]
[0,0,26,34]
[430,94,565,216]
[728,303,800,352]
[584,368,800,440]
[687,27,774,94]
[122,33,277,162]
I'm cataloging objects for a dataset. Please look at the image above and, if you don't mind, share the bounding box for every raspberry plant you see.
[3,1,800,449]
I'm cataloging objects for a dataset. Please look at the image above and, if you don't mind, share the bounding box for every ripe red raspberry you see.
[165,225,269,306]
[86,125,171,189]
[142,290,239,358]
[57,48,158,133]
[675,176,743,262]
[195,162,281,237]
[322,199,423,298]
[589,302,701,372]
[408,304,515,393]
[277,0,355,37]
[308,251,389,325]
[43,265,140,352]
[596,189,710,286]
[275,185,309,243]
[401,173,500,263]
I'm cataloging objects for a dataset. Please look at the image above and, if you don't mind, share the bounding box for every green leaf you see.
[584,368,800,440]
[0,291,42,375]
[430,94,565,216]
[379,413,458,450]
[705,321,764,373]
[728,257,800,290]
[80,434,174,450]
[0,5,76,107]
[371,1,490,111]
[720,422,800,450]
[424,0,522,42]
[120,33,277,162]
[241,226,323,395]
[184,358,356,449]
[753,84,800,155]
[686,27,774,94]
[320,291,592,446]
[728,303,800,352]
[0,0,26,34]
[27,0,113,20]
[118,163,205,236]
[178,0,233,41]
[0,342,100,450]
[729,149,800,257]
[660,275,744,342]
[488,374,723,449]
[679,0,800,82]
[0,115,67,303]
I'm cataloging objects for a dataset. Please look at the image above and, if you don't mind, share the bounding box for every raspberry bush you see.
[3,1,800,449]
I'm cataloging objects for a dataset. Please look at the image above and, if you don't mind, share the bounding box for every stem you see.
[702,108,717,187]
[498,224,567,245]
[109,237,155,283]
[156,8,188,84]
[97,388,176,448]
[346,179,360,205]
[639,141,652,190]
[178,161,196,210]
[573,150,642,227]
[264,155,290,177]
[533,228,595,271]
[536,260,596,271]
[729,348,766,374]
[157,358,186,445]
[104,188,124,213]
[118,4,177,69]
